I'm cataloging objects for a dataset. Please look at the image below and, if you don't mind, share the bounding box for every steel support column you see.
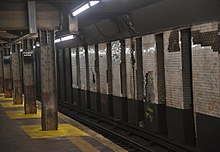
[27,1,37,34]
[39,30,58,130]
[23,39,37,114]
[3,48,13,98]
[0,51,4,93]
[11,44,23,104]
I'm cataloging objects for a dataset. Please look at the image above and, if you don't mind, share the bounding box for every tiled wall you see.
[111,40,122,97]
[164,30,184,109]
[125,38,137,100]
[88,45,97,92]
[192,22,220,118]
[142,35,158,104]
[71,48,78,89]
[98,43,108,94]
[66,20,220,119]
[79,47,87,90]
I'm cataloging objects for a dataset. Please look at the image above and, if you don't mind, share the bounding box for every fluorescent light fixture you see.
[35,42,40,47]
[61,35,74,41]
[72,1,101,16]
[89,1,100,6]
[55,35,74,44]
[55,39,61,43]
[72,3,90,16]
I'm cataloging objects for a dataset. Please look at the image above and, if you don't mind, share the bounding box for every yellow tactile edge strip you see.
[20,124,89,138]
[0,102,24,108]
[58,113,127,152]
[0,98,13,101]
[1,99,126,151]
[68,137,99,152]
[5,110,41,119]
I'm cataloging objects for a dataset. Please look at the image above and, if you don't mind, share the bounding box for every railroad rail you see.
[58,102,196,152]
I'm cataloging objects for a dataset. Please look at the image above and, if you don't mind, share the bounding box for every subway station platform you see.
[0,94,126,152]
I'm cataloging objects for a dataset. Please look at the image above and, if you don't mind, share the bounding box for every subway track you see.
[58,102,195,152]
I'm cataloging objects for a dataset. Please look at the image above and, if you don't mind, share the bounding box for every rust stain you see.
[168,30,180,52]
[4,78,13,98]
[0,77,4,92]
[24,86,37,114]
[41,91,58,131]
[13,80,23,104]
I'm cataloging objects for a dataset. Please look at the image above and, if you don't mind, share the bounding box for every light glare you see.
[72,3,90,16]
[55,39,61,43]
[61,35,74,41]
[89,1,100,6]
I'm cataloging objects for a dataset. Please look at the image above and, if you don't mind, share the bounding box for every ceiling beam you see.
[0,0,87,2]
[0,3,60,31]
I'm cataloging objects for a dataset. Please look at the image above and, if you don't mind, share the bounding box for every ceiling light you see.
[71,1,101,16]
[72,3,90,16]
[89,1,100,6]
[35,41,40,47]
[55,39,61,43]
[61,35,74,41]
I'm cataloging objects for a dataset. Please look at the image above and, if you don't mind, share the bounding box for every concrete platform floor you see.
[0,97,126,152]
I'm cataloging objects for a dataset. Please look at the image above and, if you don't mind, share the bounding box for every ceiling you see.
[0,0,161,46]
[77,0,163,26]
[1,0,220,48]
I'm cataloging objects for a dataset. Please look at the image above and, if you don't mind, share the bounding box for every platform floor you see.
[0,96,126,152]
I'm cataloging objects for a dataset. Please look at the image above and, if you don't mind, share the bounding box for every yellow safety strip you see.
[58,112,127,152]
[5,110,41,119]
[0,102,23,108]
[68,137,100,152]
[20,124,89,138]
[0,98,13,101]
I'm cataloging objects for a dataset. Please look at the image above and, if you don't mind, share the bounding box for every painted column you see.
[39,30,58,130]
[23,39,37,114]
[0,51,4,93]
[3,48,13,98]
[11,44,23,104]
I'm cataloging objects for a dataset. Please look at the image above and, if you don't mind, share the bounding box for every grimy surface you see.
[0,95,126,152]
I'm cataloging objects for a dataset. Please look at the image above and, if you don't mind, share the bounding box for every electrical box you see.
[23,50,34,63]
[3,56,11,64]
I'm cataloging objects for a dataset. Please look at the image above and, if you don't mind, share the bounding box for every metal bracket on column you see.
[69,15,78,34]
